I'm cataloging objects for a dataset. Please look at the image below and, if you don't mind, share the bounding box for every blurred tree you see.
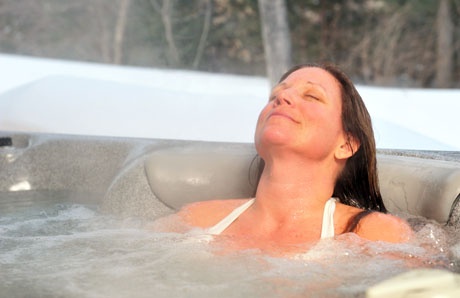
[148,0,214,69]
[257,0,291,86]
[149,0,181,66]
[204,0,263,75]
[114,0,130,64]
[192,0,212,69]
[0,0,458,88]
[435,0,453,88]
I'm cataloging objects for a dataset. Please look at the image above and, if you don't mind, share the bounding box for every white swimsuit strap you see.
[320,198,336,239]
[207,197,336,238]
[207,198,255,235]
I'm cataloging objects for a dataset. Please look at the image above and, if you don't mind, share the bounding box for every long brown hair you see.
[252,63,386,212]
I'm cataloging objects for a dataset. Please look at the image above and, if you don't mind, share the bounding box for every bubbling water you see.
[0,192,458,298]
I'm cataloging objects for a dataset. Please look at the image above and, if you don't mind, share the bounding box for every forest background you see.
[0,0,459,88]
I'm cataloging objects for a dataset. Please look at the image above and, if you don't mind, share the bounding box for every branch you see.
[114,0,130,64]
[192,0,212,69]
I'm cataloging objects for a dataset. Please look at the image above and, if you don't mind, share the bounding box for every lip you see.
[268,111,299,123]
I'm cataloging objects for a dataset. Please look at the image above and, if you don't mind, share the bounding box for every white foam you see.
[1,200,458,297]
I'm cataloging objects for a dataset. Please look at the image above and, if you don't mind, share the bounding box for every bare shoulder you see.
[354,212,413,243]
[177,198,250,228]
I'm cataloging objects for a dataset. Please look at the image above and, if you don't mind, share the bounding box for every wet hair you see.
[252,63,387,213]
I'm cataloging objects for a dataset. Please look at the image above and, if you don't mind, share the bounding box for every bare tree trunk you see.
[192,0,212,69]
[88,3,112,63]
[114,0,130,65]
[257,0,291,87]
[435,0,453,88]
[151,0,181,66]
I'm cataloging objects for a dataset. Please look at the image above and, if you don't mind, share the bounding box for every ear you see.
[335,134,360,160]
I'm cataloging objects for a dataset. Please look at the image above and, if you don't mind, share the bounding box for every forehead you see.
[281,67,341,101]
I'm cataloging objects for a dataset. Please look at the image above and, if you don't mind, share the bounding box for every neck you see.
[253,156,338,223]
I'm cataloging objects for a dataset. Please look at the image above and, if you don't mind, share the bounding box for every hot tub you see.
[1,132,460,297]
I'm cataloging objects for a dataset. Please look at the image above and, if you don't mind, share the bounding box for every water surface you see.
[0,191,457,297]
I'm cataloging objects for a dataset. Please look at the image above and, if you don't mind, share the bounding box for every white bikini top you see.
[206,197,337,239]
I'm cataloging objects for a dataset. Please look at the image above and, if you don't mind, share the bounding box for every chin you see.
[255,131,295,150]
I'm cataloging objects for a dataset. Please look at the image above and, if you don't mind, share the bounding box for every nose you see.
[273,92,293,106]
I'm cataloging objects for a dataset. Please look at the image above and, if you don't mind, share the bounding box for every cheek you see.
[327,110,344,135]
[303,107,344,147]
[254,107,264,129]
[254,107,268,145]
[307,105,342,131]
[254,104,271,133]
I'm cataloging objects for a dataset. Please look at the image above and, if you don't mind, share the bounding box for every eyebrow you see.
[303,81,328,97]
[305,80,326,91]
[275,80,327,95]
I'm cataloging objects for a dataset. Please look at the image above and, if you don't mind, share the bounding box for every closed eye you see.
[303,93,321,101]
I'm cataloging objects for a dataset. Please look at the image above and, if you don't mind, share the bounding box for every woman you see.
[175,63,412,253]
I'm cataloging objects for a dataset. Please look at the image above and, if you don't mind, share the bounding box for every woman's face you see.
[255,67,347,161]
